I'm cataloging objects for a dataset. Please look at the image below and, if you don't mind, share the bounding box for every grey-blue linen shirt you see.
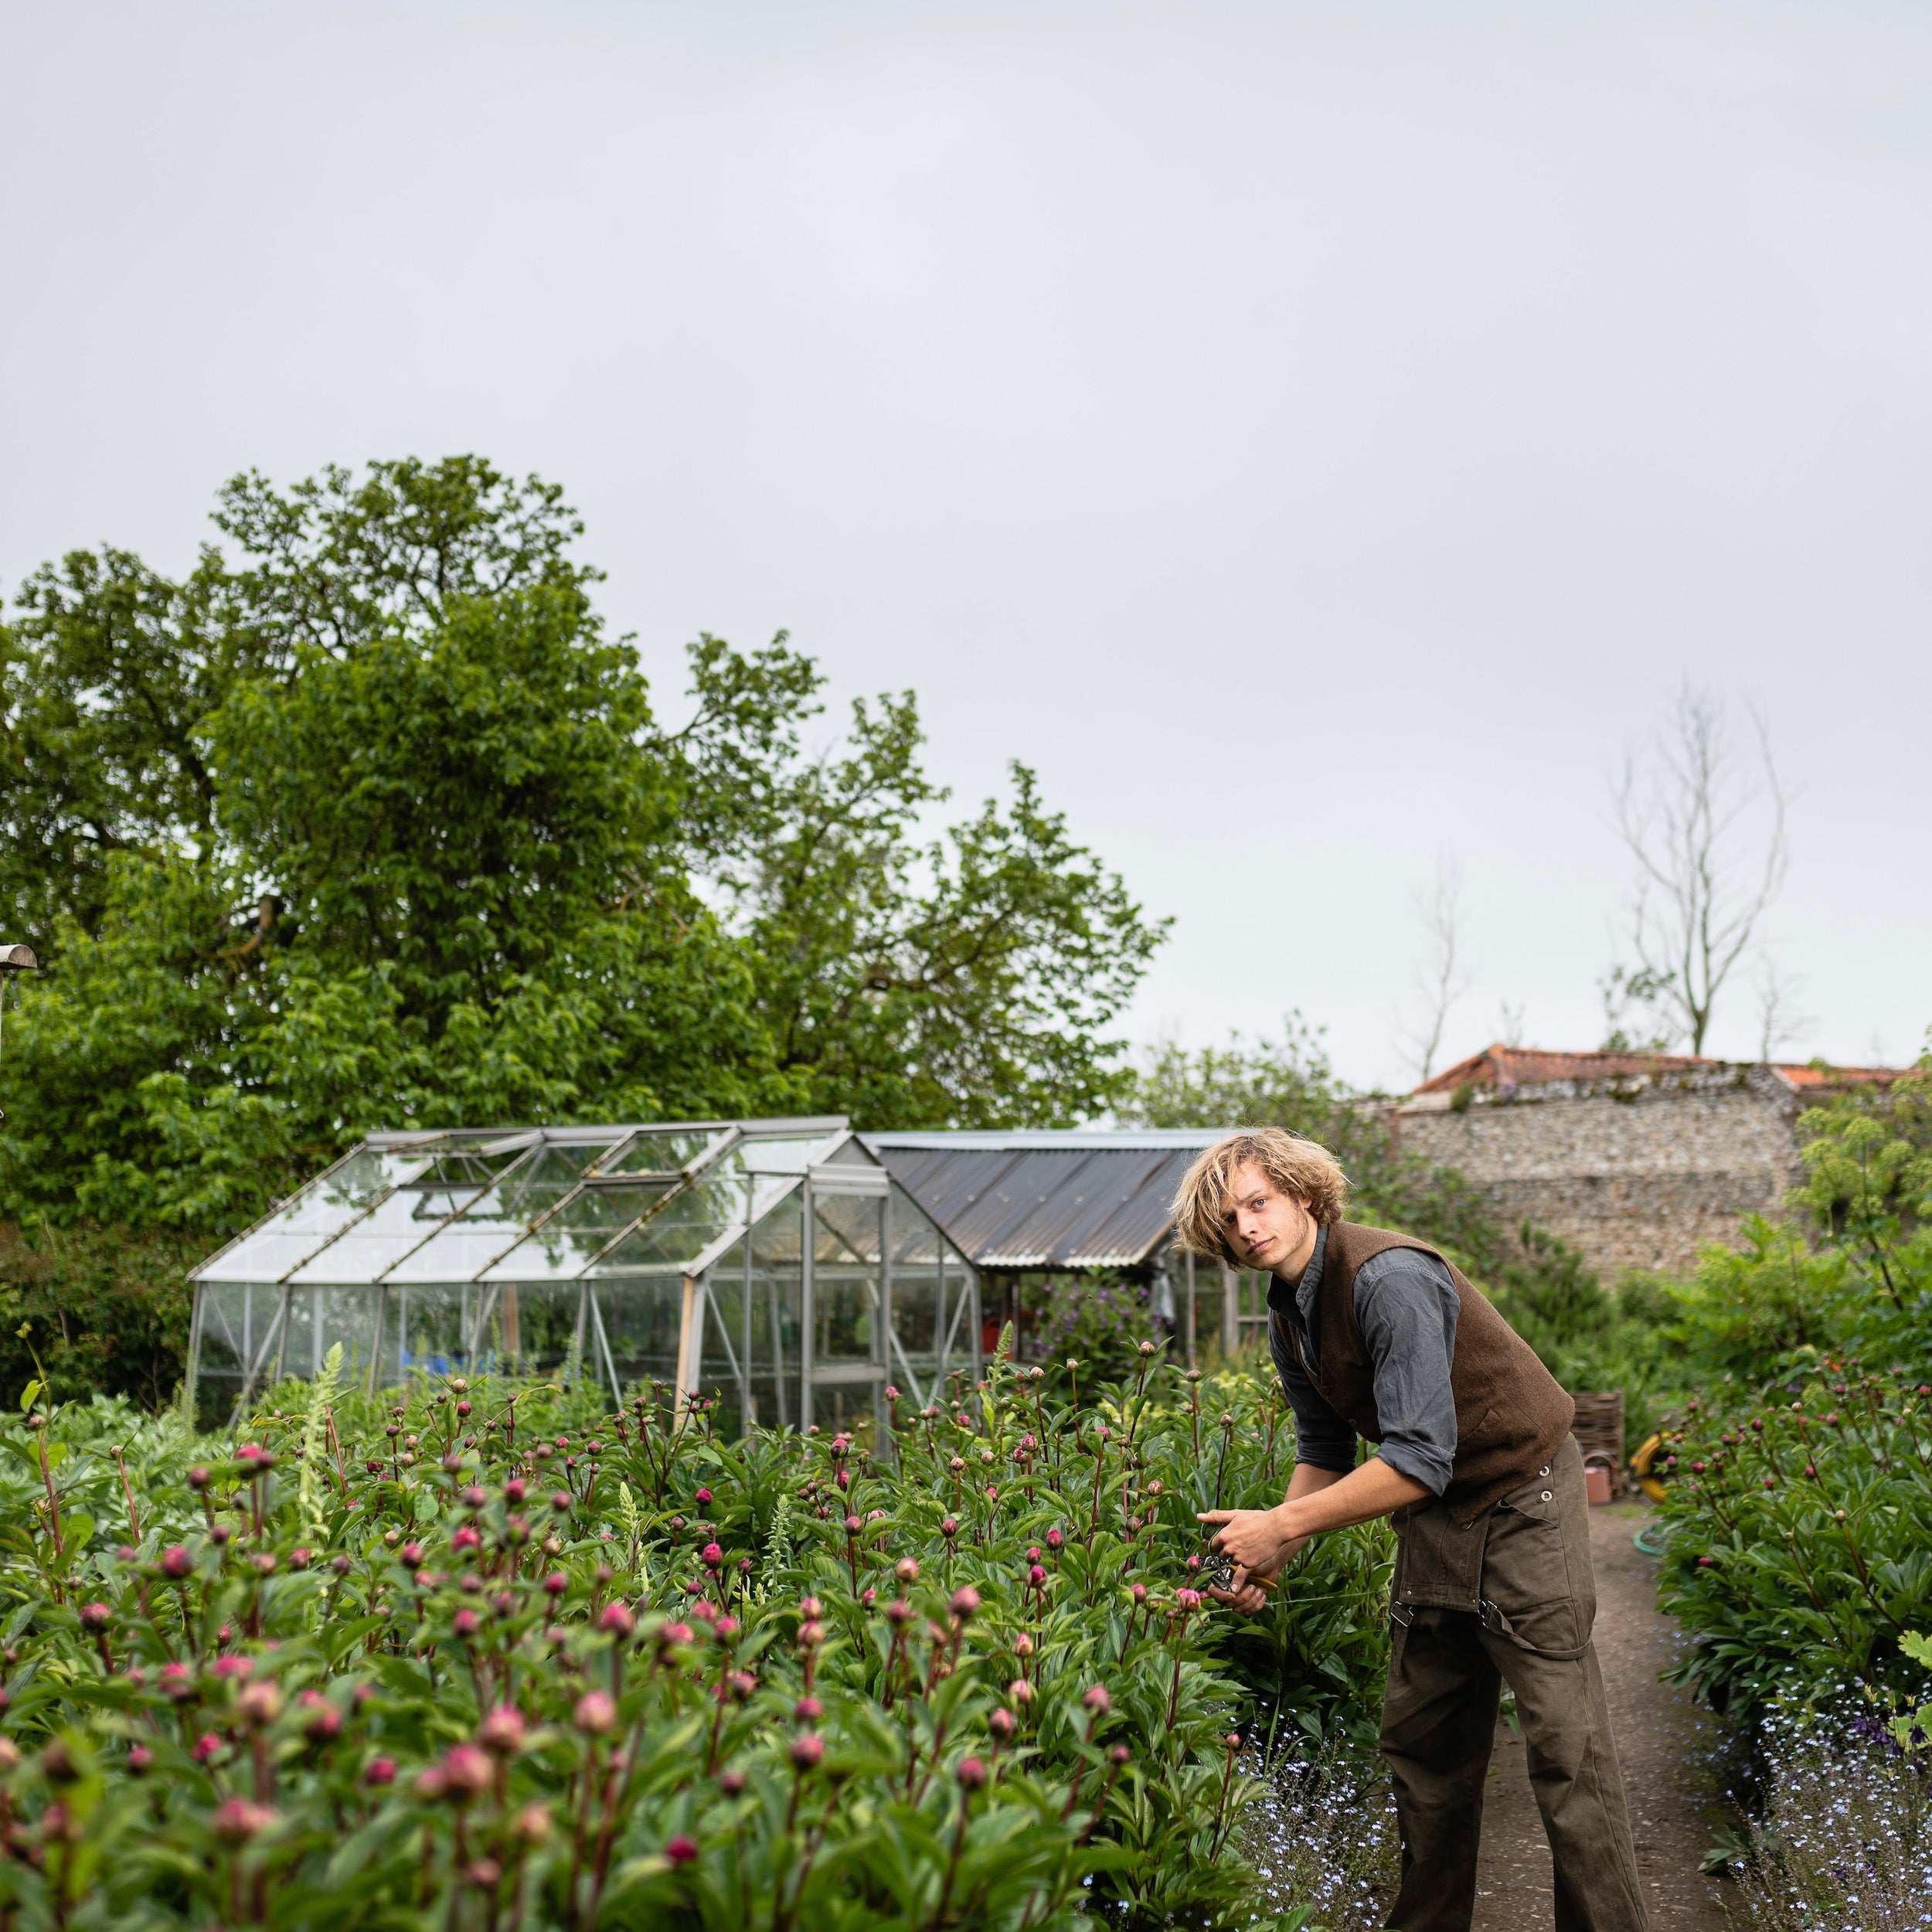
[1264,1225,1460,1496]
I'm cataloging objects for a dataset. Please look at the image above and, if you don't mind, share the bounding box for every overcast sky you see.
[4,0,1928,1091]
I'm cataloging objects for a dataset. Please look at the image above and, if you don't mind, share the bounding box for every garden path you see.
[1471,1502,1730,1932]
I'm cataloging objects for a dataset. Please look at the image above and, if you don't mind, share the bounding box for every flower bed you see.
[1652,1359,1932,1718]
[0,1351,1388,1927]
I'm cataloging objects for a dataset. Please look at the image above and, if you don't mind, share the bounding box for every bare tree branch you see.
[1753,955,1814,1064]
[1609,684,1790,1056]
[1394,858,1470,1082]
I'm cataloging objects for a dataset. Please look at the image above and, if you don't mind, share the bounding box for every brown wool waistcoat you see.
[1276,1221,1577,1526]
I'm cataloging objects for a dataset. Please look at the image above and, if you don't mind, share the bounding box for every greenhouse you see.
[187,1117,981,1434]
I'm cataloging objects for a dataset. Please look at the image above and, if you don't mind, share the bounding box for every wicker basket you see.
[1570,1389,1626,1499]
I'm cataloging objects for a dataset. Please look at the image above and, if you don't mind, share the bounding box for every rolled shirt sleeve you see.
[1352,1248,1461,1495]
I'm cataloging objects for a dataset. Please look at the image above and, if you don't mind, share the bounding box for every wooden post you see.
[799,1176,815,1432]
[1185,1249,1197,1369]
[672,1274,699,1423]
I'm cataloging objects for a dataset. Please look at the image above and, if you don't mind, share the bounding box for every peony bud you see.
[441,1743,492,1798]
[211,1798,278,1844]
[573,1691,617,1736]
[479,1705,527,1756]
[236,1682,283,1727]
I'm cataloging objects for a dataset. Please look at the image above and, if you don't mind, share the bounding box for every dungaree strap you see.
[1475,1597,1590,1662]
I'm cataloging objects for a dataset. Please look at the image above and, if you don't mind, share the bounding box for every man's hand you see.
[1195,1458,1430,1615]
[1196,1505,1307,1614]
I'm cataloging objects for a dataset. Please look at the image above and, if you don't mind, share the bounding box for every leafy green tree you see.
[706,680,1162,1126]
[0,455,1164,1291]
[0,546,230,940]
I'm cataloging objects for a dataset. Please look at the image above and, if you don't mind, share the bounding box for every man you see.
[1176,1128,1646,1932]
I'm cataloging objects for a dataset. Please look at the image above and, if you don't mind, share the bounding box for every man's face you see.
[1219,1160,1315,1274]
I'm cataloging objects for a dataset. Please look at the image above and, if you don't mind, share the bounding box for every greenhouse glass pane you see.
[479,1179,679,1281]
[588,1151,751,1273]
[751,1192,803,1429]
[597,1279,685,1385]
[500,1142,617,1216]
[944,1254,979,1362]
[455,1283,582,1379]
[739,1134,842,1177]
[196,1147,433,1283]
[284,1179,490,1284]
[698,1254,747,1434]
[889,1185,942,1267]
[813,1192,883,1367]
[885,1184,951,1389]
[595,1128,731,1178]
[386,1285,485,1378]
[277,1286,384,1383]
[813,1191,881,1266]
[812,1386,879,1435]
[383,1145,562,1284]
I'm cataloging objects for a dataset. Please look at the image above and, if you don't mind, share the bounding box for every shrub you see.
[1652,1360,1932,1717]
[0,1348,1382,1927]
[0,1224,204,1407]
[1486,1226,1683,1446]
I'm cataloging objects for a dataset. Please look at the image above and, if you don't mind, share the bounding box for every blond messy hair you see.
[1170,1128,1349,1263]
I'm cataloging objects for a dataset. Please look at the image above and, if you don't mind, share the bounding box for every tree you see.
[1392,858,1469,1083]
[1607,685,1790,1056]
[0,456,1165,1255]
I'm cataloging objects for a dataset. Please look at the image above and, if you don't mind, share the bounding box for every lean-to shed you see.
[188,1118,981,1431]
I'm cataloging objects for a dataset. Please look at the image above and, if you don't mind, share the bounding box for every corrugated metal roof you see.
[866,1131,1231,1270]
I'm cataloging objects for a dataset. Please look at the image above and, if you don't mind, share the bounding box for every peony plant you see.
[0,1346,1382,1928]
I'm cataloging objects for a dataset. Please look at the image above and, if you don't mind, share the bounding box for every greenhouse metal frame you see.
[187,1117,981,1434]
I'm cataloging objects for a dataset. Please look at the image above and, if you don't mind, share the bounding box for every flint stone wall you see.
[1389,1065,1803,1279]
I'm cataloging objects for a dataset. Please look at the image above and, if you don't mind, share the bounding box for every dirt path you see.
[1472,1502,1730,1932]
